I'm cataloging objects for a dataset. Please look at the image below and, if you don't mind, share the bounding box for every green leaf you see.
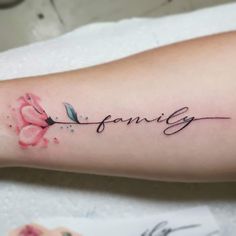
[64,103,79,123]
[62,232,72,236]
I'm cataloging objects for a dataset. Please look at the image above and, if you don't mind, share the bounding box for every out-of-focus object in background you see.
[0,0,24,8]
[8,223,81,236]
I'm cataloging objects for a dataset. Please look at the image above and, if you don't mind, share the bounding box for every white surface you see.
[1,2,236,235]
[39,207,220,235]
[0,0,234,52]
[37,207,220,236]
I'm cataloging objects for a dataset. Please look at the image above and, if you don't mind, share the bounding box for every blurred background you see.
[0,0,235,52]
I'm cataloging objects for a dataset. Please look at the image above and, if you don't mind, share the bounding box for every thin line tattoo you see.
[141,220,201,236]
[8,93,231,148]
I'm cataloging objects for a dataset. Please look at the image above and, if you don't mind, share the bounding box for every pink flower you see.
[19,225,42,236]
[13,93,49,148]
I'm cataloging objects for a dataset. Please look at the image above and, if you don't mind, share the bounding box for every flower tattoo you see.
[19,225,42,236]
[8,93,231,149]
[8,224,80,236]
[12,93,49,148]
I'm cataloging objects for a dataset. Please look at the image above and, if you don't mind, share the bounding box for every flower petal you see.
[21,105,48,127]
[19,225,43,236]
[12,97,29,132]
[24,93,47,116]
[19,125,48,146]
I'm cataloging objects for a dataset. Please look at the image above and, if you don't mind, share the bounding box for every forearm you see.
[0,32,236,181]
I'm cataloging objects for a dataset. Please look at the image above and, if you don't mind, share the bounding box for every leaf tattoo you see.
[64,103,79,123]
[62,232,72,236]
[11,93,231,149]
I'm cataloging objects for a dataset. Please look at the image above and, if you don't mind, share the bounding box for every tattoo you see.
[62,232,72,236]
[9,93,230,148]
[141,221,200,236]
[19,225,43,236]
[14,224,77,236]
[140,221,218,236]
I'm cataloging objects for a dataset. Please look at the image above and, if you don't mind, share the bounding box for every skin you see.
[0,31,236,182]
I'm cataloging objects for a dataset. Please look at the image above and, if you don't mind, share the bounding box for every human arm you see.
[0,32,236,182]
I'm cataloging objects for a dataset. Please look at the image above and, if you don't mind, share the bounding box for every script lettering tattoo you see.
[141,221,200,236]
[140,220,219,236]
[8,93,230,148]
